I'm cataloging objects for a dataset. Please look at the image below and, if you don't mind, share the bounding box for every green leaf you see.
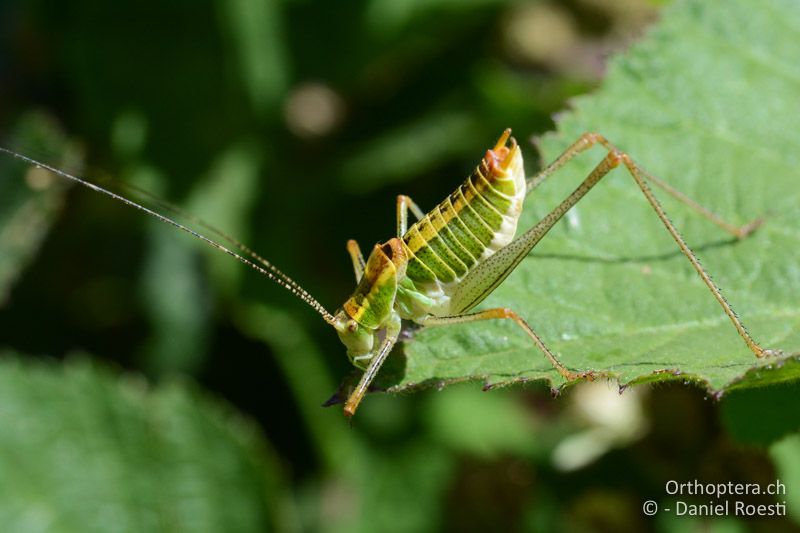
[139,144,262,375]
[385,0,800,397]
[0,112,79,305]
[218,0,289,115]
[0,353,284,533]
[770,434,800,524]
[720,377,800,445]
[422,384,544,458]
[339,111,481,192]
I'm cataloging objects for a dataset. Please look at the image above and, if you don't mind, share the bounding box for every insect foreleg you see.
[343,319,401,418]
[420,308,590,381]
[527,133,761,239]
[396,195,425,236]
[346,239,366,281]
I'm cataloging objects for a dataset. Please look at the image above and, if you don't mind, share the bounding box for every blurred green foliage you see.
[0,354,283,532]
[1,0,799,531]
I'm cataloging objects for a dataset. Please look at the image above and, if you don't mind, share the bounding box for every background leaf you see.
[720,378,800,445]
[0,113,78,305]
[391,0,800,396]
[770,434,800,525]
[0,353,284,533]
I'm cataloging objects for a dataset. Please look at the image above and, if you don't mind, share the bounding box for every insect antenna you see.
[90,167,325,314]
[0,146,337,324]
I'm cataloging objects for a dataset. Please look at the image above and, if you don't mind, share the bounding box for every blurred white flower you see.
[552,381,648,471]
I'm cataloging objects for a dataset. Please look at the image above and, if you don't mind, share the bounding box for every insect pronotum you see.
[0,129,780,417]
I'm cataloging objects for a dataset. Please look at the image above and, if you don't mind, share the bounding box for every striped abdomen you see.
[400,140,526,296]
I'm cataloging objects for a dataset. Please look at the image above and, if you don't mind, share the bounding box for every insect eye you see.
[347,320,358,332]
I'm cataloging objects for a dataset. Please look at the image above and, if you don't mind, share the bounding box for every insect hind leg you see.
[609,149,778,358]
[450,141,777,375]
[527,132,762,239]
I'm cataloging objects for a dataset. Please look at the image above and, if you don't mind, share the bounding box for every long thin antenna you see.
[0,146,337,324]
[93,167,324,309]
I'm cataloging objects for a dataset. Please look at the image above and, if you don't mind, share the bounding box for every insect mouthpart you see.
[332,309,375,364]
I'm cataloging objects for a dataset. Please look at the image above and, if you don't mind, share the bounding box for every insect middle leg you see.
[348,193,425,281]
[346,240,366,281]
[396,194,425,236]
